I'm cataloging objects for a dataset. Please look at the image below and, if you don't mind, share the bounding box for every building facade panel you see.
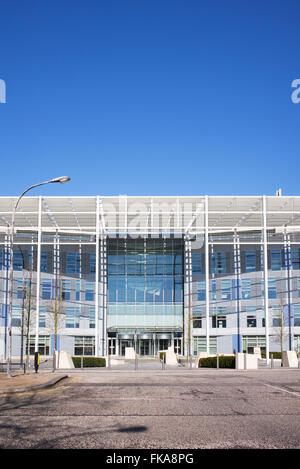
[1,195,300,360]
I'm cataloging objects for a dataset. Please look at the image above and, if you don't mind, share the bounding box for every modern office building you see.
[1,194,300,360]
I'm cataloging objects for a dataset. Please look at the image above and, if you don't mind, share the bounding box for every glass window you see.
[85,281,94,301]
[291,249,300,270]
[17,278,24,299]
[247,316,256,327]
[246,306,256,325]
[75,280,80,301]
[90,254,96,273]
[193,319,202,328]
[66,307,80,328]
[13,249,23,271]
[272,307,282,327]
[66,252,80,274]
[41,251,48,272]
[42,280,51,300]
[174,276,182,303]
[294,305,300,327]
[108,276,117,303]
[74,336,95,356]
[212,315,226,328]
[28,248,33,269]
[192,253,202,273]
[193,307,203,328]
[12,306,21,327]
[270,250,281,271]
[211,252,226,274]
[221,279,231,300]
[117,276,126,303]
[197,280,206,301]
[212,307,226,328]
[89,307,95,328]
[193,336,217,355]
[29,335,50,356]
[211,280,216,301]
[62,279,71,301]
[241,279,251,299]
[39,306,46,327]
[135,277,145,303]
[268,278,277,299]
[245,250,256,272]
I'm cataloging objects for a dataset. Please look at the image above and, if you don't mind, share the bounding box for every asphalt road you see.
[0,368,300,449]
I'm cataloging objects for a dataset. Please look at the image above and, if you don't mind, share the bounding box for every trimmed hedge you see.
[261,352,282,359]
[72,356,106,368]
[198,355,235,369]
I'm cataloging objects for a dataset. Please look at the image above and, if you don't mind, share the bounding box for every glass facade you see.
[107,238,183,330]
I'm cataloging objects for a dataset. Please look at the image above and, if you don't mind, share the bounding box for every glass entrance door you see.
[140,339,151,356]
[174,338,182,355]
[108,339,116,356]
[120,339,134,356]
[158,339,169,351]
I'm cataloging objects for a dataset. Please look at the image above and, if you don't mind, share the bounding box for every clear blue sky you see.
[0,0,299,197]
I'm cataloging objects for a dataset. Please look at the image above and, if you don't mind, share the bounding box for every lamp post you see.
[7,176,70,377]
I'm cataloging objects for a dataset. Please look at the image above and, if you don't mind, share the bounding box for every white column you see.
[35,196,42,353]
[284,230,292,350]
[95,196,100,356]
[3,233,9,359]
[187,238,192,356]
[234,230,241,352]
[205,195,210,353]
[184,236,191,357]
[103,236,107,356]
[263,195,270,364]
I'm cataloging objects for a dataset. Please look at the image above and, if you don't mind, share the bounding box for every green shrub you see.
[198,355,235,369]
[261,352,282,359]
[72,356,106,368]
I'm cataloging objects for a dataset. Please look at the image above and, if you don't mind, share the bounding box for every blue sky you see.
[0,0,299,197]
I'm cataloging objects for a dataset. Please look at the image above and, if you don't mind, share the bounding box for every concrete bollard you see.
[271,354,274,369]
[216,354,219,369]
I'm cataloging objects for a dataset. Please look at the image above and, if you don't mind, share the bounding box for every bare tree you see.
[46,270,65,372]
[16,246,36,371]
[272,293,289,359]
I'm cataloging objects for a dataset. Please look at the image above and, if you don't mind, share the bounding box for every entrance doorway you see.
[174,338,182,355]
[120,339,134,356]
[108,338,116,355]
[158,339,170,351]
[139,339,151,356]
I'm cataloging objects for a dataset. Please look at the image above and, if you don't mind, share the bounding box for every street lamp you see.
[7,176,71,377]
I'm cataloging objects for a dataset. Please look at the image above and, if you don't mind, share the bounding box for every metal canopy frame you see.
[0,195,300,237]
